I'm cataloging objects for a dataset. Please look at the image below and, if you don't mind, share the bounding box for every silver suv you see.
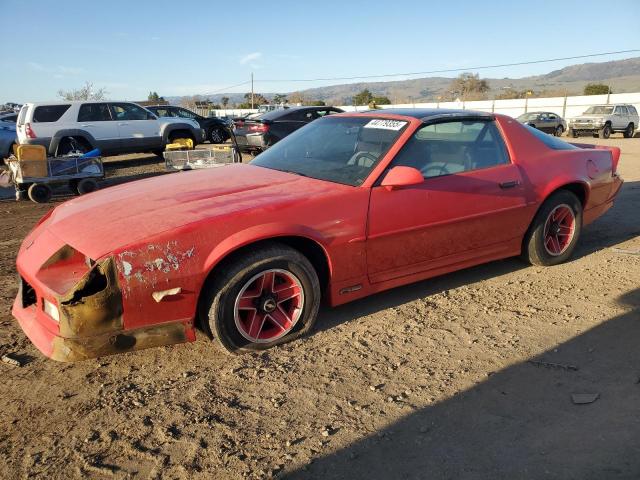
[16,101,205,156]
[568,104,638,139]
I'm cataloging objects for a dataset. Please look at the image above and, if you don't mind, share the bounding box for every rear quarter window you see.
[524,124,578,150]
[33,105,71,123]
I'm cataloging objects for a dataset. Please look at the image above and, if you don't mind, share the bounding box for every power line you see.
[201,80,252,96]
[256,49,640,83]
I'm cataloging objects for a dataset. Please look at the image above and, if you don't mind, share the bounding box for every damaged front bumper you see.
[13,231,195,362]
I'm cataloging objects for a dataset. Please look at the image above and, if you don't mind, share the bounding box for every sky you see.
[0,0,639,103]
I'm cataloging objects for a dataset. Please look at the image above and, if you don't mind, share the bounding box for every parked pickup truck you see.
[568,104,638,139]
[16,101,205,156]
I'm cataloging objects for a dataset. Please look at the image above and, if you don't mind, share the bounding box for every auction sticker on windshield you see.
[363,119,407,130]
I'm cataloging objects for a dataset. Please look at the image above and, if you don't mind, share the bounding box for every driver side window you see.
[390,120,510,179]
[111,103,152,121]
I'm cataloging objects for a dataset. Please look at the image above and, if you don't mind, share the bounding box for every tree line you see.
[56,78,615,107]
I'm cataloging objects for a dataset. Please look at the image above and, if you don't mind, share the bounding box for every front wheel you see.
[554,125,564,137]
[522,190,582,266]
[568,128,578,138]
[200,243,321,353]
[209,128,225,144]
[598,124,611,139]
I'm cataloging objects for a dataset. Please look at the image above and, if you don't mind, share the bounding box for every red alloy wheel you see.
[543,204,576,256]
[234,269,305,343]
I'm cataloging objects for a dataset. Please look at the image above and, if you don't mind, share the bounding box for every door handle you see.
[499,180,520,189]
[81,124,93,127]
[118,122,129,126]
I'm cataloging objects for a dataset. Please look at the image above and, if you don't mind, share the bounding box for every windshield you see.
[584,106,613,115]
[251,116,408,186]
[517,113,539,121]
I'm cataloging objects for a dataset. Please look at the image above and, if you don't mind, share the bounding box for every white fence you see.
[202,92,640,120]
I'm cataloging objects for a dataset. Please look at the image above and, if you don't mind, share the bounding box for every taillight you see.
[25,123,36,139]
[234,120,244,128]
[248,123,269,133]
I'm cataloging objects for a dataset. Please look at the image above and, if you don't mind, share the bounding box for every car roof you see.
[347,108,495,122]
[22,100,143,107]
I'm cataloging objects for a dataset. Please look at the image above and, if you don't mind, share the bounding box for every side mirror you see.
[380,166,424,190]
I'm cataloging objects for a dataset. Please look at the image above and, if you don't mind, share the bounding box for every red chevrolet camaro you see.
[12,109,623,361]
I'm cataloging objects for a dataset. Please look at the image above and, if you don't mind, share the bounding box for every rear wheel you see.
[568,128,578,138]
[554,125,564,137]
[598,124,611,139]
[27,183,52,203]
[57,137,90,156]
[623,123,635,138]
[522,190,582,266]
[199,243,321,353]
[77,178,99,195]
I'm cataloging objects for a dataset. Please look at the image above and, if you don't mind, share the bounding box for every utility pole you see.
[251,73,254,109]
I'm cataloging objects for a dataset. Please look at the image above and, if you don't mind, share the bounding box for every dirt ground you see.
[0,137,638,480]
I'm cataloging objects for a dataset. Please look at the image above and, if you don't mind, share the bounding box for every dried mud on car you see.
[0,138,639,479]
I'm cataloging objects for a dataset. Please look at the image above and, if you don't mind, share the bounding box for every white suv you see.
[16,101,205,156]
[568,104,638,139]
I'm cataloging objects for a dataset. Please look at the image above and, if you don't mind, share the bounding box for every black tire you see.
[27,183,52,203]
[568,128,578,138]
[199,242,321,353]
[554,125,564,137]
[209,128,224,144]
[521,190,582,266]
[57,137,90,156]
[598,124,611,139]
[623,123,635,138]
[77,178,99,195]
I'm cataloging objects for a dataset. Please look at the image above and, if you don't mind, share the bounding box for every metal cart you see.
[163,144,242,171]
[163,125,244,172]
[6,156,104,203]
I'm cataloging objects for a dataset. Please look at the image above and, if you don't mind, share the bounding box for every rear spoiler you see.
[570,142,621,173]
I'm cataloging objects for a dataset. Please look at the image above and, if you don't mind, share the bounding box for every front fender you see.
[161,123,201,144]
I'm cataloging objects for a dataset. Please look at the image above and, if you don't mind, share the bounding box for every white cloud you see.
[27,62,47,72]
[27,62,84,76]
[57,65,85,75]
[239,52,262,65]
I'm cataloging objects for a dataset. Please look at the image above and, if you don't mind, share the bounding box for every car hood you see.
[43,164,344,259]
[158,117,198,127]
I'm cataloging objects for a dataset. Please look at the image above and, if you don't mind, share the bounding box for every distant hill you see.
[167,57,640,106]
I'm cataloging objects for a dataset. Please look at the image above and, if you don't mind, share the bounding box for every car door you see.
[547,113,559,131]
[271,110,312,140]
[366,119,529,284]
[110,102,161,151]
[616,106,629,130]
[77,103,120,151]
[537,113,553,133]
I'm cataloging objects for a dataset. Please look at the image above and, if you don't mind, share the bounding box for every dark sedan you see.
[516,111,567,137]
[234,106,344,153]
[146,105,231,144]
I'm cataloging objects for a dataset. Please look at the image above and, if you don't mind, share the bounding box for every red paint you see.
[13,111,624,359]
